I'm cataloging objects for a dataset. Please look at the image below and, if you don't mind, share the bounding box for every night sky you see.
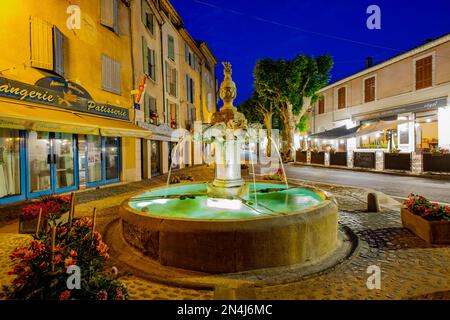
[171,0,450,105]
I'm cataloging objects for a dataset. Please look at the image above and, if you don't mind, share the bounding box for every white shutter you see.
[102,54,120,94]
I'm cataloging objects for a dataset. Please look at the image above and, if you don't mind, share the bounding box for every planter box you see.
[401,207,450,244]
[296,150,307,163]
[19,211,70,234]
[330,152,347,166]
[310,152,325,165]
[423,153,450,173]
[354,152,375,169]
[384,153,412,171]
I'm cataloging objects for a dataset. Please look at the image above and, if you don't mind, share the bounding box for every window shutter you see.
[102,54,120,94]
[100,0,114,29]
[102,54,111,92]
[150,96,156,113]
[318,97,324,114]
[416,56,432,90]
[186,75,190,102]
[191,79,195,103]
[151,50,156,81]
[142,36,149,75]
[143,92,150,122]
[338,87,346,109]
[185,43,189,63]
[53,26,64,76]
[174,69,178,97]
[141,0,146,24]
[168,35,175,60]
[30,16,53,70]
[113,0,118,33]
[112,59,120,94]
[165,61,169,92]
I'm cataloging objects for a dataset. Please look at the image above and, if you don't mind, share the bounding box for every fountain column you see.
[206,62,249,198]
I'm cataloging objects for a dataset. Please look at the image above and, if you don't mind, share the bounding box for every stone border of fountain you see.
[119,181,339,274]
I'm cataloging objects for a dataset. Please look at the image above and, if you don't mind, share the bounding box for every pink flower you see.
[96,290,108,300]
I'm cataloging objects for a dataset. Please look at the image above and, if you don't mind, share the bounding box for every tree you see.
[239,55,332,162]
[279,54,333,161]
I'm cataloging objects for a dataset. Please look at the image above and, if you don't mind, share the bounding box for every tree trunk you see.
[263,113,272,158]
[280,97,312,162]
[280,104,294,162]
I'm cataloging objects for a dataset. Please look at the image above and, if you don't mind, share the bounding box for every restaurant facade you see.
[301,34,450,174]
[0,0,151,205]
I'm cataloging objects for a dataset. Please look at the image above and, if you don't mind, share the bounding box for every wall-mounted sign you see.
[352,97,448,122]
[0,76,130,121]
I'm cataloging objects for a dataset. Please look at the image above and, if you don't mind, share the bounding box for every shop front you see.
[0,77,151,205]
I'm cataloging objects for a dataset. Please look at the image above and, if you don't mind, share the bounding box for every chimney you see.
[366,57,374,69]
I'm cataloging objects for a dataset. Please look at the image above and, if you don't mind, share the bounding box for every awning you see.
[77,114,152,139]
[308,125,360,139]
[0,100,152,139]
[350,119,411,138]
[0,101,98,135]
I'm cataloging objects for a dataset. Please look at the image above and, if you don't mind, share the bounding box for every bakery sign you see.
[0,76,130,121]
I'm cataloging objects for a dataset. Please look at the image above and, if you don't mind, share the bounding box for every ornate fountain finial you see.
[219,61,237,110]
[223,62,232,77]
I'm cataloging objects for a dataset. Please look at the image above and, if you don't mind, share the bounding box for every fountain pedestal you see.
[206,62,249,198]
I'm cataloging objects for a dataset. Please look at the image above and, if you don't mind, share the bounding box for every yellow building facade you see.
[0,0,150,204]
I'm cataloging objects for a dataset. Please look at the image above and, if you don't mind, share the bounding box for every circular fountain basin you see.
[120,182,339,273]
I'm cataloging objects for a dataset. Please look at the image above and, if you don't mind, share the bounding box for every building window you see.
[30,17,65,76]
[186,104,196,129]
[100,0,118,33]
[364,76,375,103]
[184,44,198,70]
[102,54,121,94]
[0,129,21,201]
[167,101,178,129]
[143,93,157,124]
[142,37,156,81]
[141,0,154,35]
[186,75,195,104]
[415,55,433,90]
[337,87,346,109]
[168,35,175,61]
[166,62,178,97]
[318,97,325,114]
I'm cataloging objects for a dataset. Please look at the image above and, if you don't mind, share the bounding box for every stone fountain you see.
[118,62,340,274]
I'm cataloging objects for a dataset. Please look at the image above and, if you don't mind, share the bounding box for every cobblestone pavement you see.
[0,165,449,300]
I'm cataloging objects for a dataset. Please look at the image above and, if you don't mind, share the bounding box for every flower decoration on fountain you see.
[204,62,250,198]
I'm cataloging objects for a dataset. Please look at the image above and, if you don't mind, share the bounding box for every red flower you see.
[59,290,71,300]
[52,254,62,265]
[64,257,77,269]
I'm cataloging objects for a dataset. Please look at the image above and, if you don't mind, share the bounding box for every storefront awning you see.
[77,114,152,139]
[0,100,152,139]
[0,101,99,134]
[350,119,411,138]
[308,125,360,139]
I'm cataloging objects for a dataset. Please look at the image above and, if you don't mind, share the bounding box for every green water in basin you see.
[128,183,325,220]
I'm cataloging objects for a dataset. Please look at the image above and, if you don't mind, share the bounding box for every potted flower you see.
[19,195,72,234]
[2,216,129,300]
[402,194,450,244]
